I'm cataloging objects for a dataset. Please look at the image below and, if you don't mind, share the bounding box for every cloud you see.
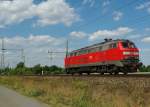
[89,27,133,41]
[145,28,150,31]
[101,0,111,14]
[0,0,35,28]
[82,0,95,7]
[136,1,150,13]
[70,31,87,39]
[0,0,79,27]
[113,11,123,21]
[102,0,110,7]
[1,35,66,67]
[126,34,142,40]
[142,37,150,43]
[35,0,79,26]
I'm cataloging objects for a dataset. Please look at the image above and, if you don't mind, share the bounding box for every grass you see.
[0,76,150,107]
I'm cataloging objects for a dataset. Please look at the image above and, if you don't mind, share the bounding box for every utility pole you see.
[0,37,25,69]
[21,49,25,64]
[66,39,69,58]
[1,37,5,69]
[48,50,53,66]
[47,40,69,66]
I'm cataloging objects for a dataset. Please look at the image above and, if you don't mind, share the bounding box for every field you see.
[0,76,150,107]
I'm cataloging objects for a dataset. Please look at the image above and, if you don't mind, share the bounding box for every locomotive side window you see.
[74,52,77,56]
[112,43,117,48]
[78,49,88,55]
[82,50,88,54]
[99,46,102,51]
[70,53,74,56]
[87,47,97,53]
[102,44,109,50]
[89,48,95,53]
[78,50,82,55]
[109,43,117,49]
[76,51,80,56]
[95,47,100,52]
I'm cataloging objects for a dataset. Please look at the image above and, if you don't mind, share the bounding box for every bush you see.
[0,62,64,75]
[140,65,150,72]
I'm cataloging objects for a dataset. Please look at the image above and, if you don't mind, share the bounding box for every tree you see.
[140,65,150,72]
[147,65,150,72]
[49,65,64,74]
[32,64,42,75]
[16,62,25,68]
[140,65,147,72]
[42,65,50,75]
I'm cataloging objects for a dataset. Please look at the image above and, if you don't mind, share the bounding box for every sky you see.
[0,0,150,67]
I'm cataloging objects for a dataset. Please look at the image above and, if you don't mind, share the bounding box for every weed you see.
[1,76,150,107]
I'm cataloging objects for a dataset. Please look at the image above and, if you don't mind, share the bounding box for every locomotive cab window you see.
[122,42,129,48]
[129,42,136,48]
[122,42,136,48]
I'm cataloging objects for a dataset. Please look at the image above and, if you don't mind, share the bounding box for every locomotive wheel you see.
[71,72,74,75]
[100,72,104,75]
[114,72,119,75]
[123,72,127,75]
[79,72,82,75]
[109,72,113,75]
[66,71,70,74]
[87,72,90,75]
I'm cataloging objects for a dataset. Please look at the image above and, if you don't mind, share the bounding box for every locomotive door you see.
[102,44,109,64]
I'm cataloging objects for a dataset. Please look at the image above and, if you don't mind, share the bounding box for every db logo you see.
[89,56,93,59]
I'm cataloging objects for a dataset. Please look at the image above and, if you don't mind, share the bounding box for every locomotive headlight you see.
[123,51,139,55]
[123,51,131,55]
[133,52,139,55]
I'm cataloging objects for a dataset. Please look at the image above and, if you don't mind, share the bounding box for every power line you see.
[48,51,66,66]
[7,48,25,64]
[0,38,25,68]
[48,40,69,66]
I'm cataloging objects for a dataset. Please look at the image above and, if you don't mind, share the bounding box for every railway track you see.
[19,73,150,78]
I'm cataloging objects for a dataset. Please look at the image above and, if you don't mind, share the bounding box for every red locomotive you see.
[64,39,142,75]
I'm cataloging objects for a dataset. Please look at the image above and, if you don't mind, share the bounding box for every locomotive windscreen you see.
[122,41,136,48]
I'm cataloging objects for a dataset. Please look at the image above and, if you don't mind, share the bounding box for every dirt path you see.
[0,85,50,107]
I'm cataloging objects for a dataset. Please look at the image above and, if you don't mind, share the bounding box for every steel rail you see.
[17,73,150,78]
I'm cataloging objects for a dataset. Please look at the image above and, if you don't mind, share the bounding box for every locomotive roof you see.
[71,39,131,53]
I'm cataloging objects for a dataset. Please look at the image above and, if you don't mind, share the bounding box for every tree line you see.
[0,62,150,75]
[0,62,64,75]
